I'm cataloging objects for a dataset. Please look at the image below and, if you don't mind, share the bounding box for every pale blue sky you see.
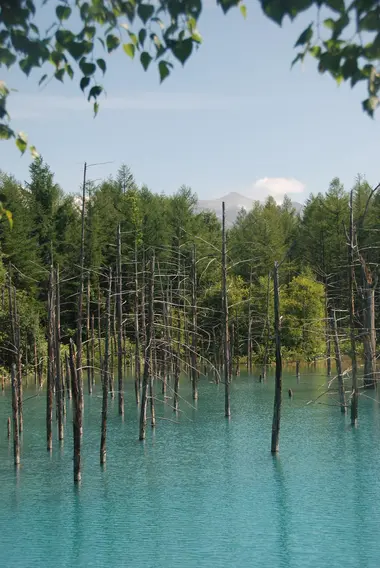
[1,2,379,204]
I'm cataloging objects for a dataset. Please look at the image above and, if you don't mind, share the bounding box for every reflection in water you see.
[272,458,291,568]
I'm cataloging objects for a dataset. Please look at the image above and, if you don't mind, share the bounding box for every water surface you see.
[1,368,379,567]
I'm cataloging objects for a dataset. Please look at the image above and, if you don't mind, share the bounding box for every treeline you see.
[0,159,379,380]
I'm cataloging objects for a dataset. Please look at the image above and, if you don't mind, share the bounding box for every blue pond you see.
[1,368,380,567]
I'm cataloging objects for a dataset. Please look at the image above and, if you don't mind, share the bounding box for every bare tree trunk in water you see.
[222,202,231,418]
[55,266,64,441]
[11,364,20,466]
[362,275,377,389]
[173,248,181,413]
[12,286,23,433]
[149,254,156,428]
[349,190,358,425]
[139,255,154,440]
[247,267,252,374]
[116,224,124,416]
[134,240,141,405]
[91,313,95,388]
[330,308,346,413]
[271,261,282,454]
[262,271,271,381]
[76,162,87,423]
[296,360,300,383]
[65,353,72,399]
[69,340,81,483]
[97,285,103,381]
[100,268,112,465]
[46,269,54,452]
[325,281,331,377]
[191,245,198,400]
[86,276,92,395]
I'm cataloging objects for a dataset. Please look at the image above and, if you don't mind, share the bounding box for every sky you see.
[1,2,379,205]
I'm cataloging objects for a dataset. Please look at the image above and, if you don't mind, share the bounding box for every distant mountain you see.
[196,192,303,225]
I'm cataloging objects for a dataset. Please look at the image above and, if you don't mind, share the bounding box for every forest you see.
[0,159,379,476]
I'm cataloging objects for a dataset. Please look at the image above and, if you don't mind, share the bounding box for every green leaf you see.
[54,68,65,82]
[66,64,74,79]
[295,24,313,47]
[88,85,102,100]
[291,52,305,68]
[158,60,170,82]
[139,28,147,47]
[218,0,240,14]
[0,48,17,68]
[106,34,120,53]
[362,96,379,117]
[30,145,39,159]
[16,132,27,154]
[240,4,247,18]
[128,31,139,46]
[123,43,135,58]
[171,38,193,65]
[79,59,96,76]
[97,58,106,74]
[5,209,13,230]
[359,10,380,32]
[93,101,99,117]
[138,4,155,24]
[140,51,152,70]
[80,76,90,91]
[56,29,75,46]
[56,5,72,21]
[323,0,344,13]
[323,18,335,30]
[192,29,202,43]
[0,124,14,140]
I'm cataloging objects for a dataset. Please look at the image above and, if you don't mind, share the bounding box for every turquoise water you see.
[1,369,380,567]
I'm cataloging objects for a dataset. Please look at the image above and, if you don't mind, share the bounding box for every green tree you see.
[282,271,325,360]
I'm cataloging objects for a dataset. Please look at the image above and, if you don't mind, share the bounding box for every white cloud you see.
[248,177,305,203]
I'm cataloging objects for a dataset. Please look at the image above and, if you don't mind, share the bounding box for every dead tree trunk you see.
[55,266,64,441]
[69,340,81,482]
[149,254,156,428]
[349,189,358,425]
[91,313,95,388]
[262,271,271,381]
[222,202,231,417]
[191,244,198,400]
[271,261,282,454]
[11,364,20,466]
[65,352,72,399]
[100,268,112,465]
[361,270,377,389]
[12,286,23,433]
[116,223,124,416]
[134,240,141,405]
[325,279,331,377]
[139,254,154,441]
[46,269,54,452]
[76,161,87,421]
[173,248,181,413]
[97,284,103,380]
[296,360,300,383]
[330,308,346,413]
[247,266,253,374]
[86,276,92,395]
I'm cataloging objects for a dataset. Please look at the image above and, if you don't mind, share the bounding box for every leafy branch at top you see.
[0,0,379,157]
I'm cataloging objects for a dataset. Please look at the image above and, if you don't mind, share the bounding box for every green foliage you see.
[281,271,325,360]
[0,1,378,157]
